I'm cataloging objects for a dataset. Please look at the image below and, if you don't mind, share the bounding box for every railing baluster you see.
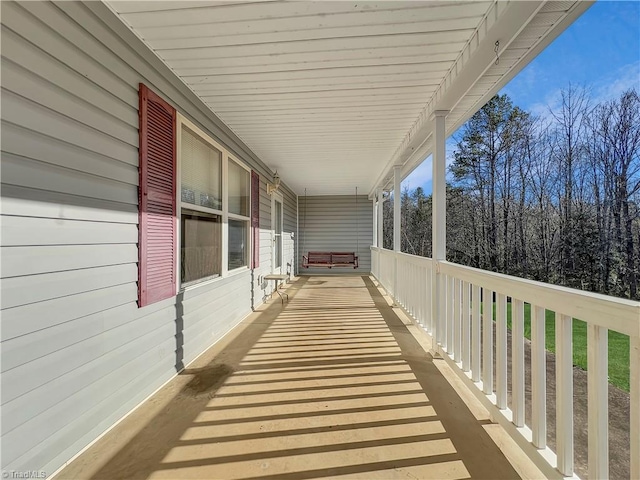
[496,293,507,409]
[588,324,609,479]
[434,266,441,347]
[631,335,639,480]
[472,284,481,382]
[416,265,420,321]
[415,265,420,324]
[424,264,435,332]
[454,278,461,363]
[512,299,525,427]
[462,281,471,372]
[421,265,427,328]
[409,263,412,310]
[405,262,409,310]
[416,265,421,324]
[418,267,421,321]
[447,275,454,354]
[408,265,412,313]
[531,305,546,448]
[398,258,403,305]
[482,288,493,395]
[403,263,407,308]
[423,265,427,328]
[556,313,574,476]
[430,264,435,334]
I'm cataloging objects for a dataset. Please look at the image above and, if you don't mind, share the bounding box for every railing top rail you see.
[372,247,433,264]
[439,260,640,337]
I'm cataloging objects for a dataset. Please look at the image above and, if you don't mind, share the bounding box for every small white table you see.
[264,274,289,304]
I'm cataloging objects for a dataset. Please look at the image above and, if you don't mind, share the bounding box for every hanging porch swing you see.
[301,187,359,269]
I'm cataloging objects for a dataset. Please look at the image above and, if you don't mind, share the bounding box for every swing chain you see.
[355,187,359,255]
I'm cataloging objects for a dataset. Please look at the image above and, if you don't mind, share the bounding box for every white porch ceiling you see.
[107,1,591,196]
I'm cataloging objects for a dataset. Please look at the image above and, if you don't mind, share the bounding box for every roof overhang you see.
[105,1,593,197]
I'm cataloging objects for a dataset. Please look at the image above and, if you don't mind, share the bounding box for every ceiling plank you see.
[133,4,491,38]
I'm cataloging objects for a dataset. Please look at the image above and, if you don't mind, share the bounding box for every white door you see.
[271,194,283,274]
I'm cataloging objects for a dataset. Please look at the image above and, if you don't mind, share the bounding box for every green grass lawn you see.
[499,303,630,392]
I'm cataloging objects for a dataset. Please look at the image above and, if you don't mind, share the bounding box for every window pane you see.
[181,209,221,284]
[228,219,248,270]
[228,160,249,216]
[181,125,222,210]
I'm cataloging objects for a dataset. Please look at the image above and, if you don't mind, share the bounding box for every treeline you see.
[383,88,640,300]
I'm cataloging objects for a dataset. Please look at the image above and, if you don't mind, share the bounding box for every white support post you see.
[392,167,401,303]
[373,192,378,248]
[482,288,493,395]
[431,111,448,352]
[531,305,547,449]
[556,314,574,476]
[496,293,507,410]
[471,284,481,382]
[377,188,383,249]
[512,299,525,427]
[631,335,640,480]
[588,324,609,479]
[393,166,401,252]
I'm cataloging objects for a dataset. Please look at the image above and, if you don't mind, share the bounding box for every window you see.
[227,158,250,270]
[178,118,251,286]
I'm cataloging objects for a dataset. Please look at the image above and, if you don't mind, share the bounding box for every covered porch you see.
[2,1,638,479]
[57,275,528,480]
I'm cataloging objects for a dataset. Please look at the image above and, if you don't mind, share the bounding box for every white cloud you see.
[592,61,640,104]
[528,61,639,124]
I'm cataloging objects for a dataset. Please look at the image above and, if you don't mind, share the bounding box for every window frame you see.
[176,114,251,290]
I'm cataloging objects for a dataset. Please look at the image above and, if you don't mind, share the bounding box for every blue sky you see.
[403,0,640,194]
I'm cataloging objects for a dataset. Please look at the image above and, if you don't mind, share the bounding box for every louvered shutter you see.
[138,84,177,307]
[251,171,260,269]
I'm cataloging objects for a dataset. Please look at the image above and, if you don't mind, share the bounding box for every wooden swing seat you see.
[302,252,359,269]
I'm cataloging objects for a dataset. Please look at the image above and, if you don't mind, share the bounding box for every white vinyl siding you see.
[0,1,297,476]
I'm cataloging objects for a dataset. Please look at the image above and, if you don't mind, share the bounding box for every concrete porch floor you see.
[57,275,538,480]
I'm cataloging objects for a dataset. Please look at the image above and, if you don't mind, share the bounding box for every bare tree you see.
[383,89,640,300]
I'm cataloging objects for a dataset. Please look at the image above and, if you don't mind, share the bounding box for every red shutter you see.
[251,170,260,269]
[138,83,177,307]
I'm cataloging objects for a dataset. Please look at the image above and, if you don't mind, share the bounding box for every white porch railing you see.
[371,246,640,480]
